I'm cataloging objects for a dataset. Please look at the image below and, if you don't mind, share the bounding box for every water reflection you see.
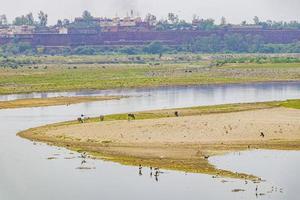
[1,82,300,104]
[138,166,163,183]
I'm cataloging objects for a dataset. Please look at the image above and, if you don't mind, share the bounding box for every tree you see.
[56,20,63,27]
[220,16,227,26]
[38,11,48,27]
[0,15,7,25]
[25,13,34,25]
[143,41,165,54]
[63,19,70,26]
[253,16,260,25]
[82,10,93,21]
[241,20,247,25]
[167,13,179,24]
[145,13,157,26]
[186,34,222,53]
[13,16,26,25]
[194,18,216,30]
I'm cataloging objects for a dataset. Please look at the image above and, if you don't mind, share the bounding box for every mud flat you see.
[18,100,300,180]
[0,96,122,109]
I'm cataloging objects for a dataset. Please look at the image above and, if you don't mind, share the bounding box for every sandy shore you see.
[18,102,300,179]
[0,96,122,109]
[48,107,300,144]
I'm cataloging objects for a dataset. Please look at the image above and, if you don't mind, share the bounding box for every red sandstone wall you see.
[1,29,300,47]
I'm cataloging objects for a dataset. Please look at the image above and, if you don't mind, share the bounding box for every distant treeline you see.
[1,10,300,31]
[1,33,300,56]
[184,34,300,53]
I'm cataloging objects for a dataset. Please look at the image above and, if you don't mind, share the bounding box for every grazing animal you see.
[128,113,136,120]
[204,155,210,160]
[260,132,265,138]
[100,115,105,121]
[174,111,179,117]
[77,117,84,123]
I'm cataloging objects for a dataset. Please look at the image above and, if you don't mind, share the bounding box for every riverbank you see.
[1,54,300,95]
[18,100,300,180]
[0,96,122,109]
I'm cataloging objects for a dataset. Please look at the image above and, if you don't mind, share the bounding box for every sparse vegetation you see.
[0,54,300,94]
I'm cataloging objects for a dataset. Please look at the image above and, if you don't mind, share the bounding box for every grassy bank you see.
[18,99,300,180]
[1,54,300,95]
[0,96,122,109]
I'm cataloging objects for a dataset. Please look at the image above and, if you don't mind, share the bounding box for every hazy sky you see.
[0,0,299,25]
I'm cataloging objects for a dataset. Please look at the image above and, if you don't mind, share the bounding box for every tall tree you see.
[25,13,34,25]
[220,16,227,26]
[0,15,7,25]
[167,13,179,24]
[56,20,63,27]
[38,11,48,27]
[82,10,93,21]
[253,16,260,25]
[13,15,26,25]
[145,13,157,26]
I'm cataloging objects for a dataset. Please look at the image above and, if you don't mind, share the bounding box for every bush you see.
[73,46,96,55]
[119,47,141,55]
[143,41,165,54]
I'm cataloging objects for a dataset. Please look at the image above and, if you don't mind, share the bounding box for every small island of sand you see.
[18,100,300,179]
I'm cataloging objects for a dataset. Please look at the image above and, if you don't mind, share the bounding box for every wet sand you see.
[0,96,122,109]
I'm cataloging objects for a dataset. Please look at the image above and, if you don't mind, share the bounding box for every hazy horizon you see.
[0,0,299,25]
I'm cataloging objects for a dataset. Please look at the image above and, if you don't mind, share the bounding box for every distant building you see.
[0,25,35,35]
[58,27,68,34]
[228,25,264,30]
[99,17,150,32]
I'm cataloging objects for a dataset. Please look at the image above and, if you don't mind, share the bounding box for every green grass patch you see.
[280,99,300,109]
[1,54,300,95]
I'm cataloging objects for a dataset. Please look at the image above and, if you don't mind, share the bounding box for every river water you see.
[0,82,300,200]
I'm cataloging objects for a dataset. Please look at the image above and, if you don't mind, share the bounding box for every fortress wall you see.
[0,29,300,47]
